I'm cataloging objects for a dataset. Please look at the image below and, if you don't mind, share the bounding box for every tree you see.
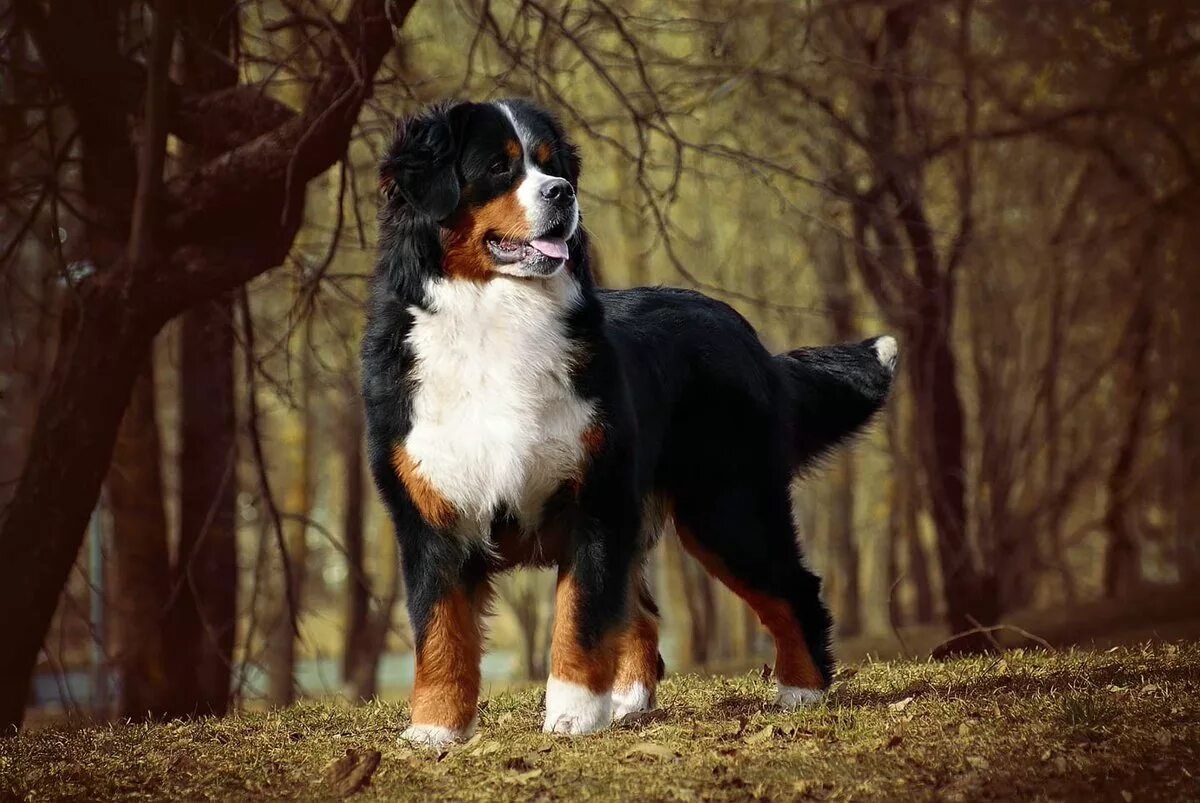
[0,0,405,730]
[165,0,241,719]
[108,369,173,719]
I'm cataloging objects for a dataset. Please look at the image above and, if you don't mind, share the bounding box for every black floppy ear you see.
[380,101,475,221]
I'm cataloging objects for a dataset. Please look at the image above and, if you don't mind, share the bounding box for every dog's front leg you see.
[544,472,640,735]
[399,542,490,747]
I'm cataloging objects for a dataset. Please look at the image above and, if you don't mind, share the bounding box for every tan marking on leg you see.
[551,572,618,692]
[392,444,456,530]
[410,586,486,731]
[614,586,659,695]
[677,527,825,689]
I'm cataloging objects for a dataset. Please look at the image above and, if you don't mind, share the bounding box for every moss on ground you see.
[3,644,1198,801]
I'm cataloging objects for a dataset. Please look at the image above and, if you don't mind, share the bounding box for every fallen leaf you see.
[745,725,776,744]
[322,749,381,798]
[889,696,914,712]
[966,756,989,771]
[624,742,677,761]
[1121,791,1132,802]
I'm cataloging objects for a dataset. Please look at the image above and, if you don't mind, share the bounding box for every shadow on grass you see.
[828,652,1200,710]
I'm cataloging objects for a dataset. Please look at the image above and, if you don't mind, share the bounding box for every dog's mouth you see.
[482,235,566,262]
[485,235,569,269]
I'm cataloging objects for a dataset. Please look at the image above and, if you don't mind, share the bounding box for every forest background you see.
[2,0,1198,730]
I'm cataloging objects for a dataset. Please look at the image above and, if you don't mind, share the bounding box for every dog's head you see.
[381,99,583,280]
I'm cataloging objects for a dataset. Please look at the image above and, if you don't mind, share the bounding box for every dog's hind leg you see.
[674,479,833,707]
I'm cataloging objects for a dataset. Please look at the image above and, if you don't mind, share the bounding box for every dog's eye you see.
[489,157,511,176]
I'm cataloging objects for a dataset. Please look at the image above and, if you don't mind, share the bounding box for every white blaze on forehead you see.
[498,101,578,239]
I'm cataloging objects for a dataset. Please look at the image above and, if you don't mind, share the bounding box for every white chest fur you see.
[404,273,596,541]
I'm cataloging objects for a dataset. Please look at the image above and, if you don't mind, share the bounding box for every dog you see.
[362,98,897,747]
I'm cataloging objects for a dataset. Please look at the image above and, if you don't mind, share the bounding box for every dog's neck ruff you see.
[403,272,595,544]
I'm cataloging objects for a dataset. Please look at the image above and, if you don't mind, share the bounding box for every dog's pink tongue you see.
[529,237,569,260]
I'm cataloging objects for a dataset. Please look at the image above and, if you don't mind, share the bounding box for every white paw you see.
[874,335,899,372]
[400,720,473,748]
[543,676,613,735]
[775,685,825,709]
[612,681,656,720]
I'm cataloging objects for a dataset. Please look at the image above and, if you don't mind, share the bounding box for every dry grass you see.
[3,643,1199,801]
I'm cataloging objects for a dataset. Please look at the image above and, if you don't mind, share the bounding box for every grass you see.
[3,643,1198,801]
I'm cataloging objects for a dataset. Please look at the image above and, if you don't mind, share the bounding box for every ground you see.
[3,644,1198,801]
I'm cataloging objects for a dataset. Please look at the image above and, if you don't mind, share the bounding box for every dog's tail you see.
[773,335,898,472]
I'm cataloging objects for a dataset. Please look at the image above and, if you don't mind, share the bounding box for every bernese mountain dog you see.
[362,98,897,747]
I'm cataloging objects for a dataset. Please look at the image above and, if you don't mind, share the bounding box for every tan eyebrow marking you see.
[534,142,552,164]
[505,139,521,160]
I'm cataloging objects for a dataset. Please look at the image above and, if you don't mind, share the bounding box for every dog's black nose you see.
[541,178,574,203]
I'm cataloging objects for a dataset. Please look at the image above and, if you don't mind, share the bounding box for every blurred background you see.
[1,0,1198,727]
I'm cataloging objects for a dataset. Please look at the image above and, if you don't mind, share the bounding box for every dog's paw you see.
[400,722,472,749]
[543,676,613,735]
[612,682,656,720]
[775,685,825,710]
[873,335,899,373]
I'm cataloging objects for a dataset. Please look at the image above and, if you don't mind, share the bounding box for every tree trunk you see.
[0,289,154,730]
[906,522,936,625]
[161,1,241,718]
[342,396,379,698]
[1103,260,1152,599]
[345,517,402,700]
[108,362,173,720]
[912,322,997,651]
[167,294,238,716]
[267,320,314,707]
[0,0,404,731]
[1176,221,1200,583]
[679,549,717,665]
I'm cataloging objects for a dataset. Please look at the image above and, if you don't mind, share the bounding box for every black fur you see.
[363,99,895,686]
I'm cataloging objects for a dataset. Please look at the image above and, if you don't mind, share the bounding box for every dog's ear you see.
[380,101,476,222]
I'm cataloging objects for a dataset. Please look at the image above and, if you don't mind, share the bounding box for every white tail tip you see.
[874,335,899,372]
